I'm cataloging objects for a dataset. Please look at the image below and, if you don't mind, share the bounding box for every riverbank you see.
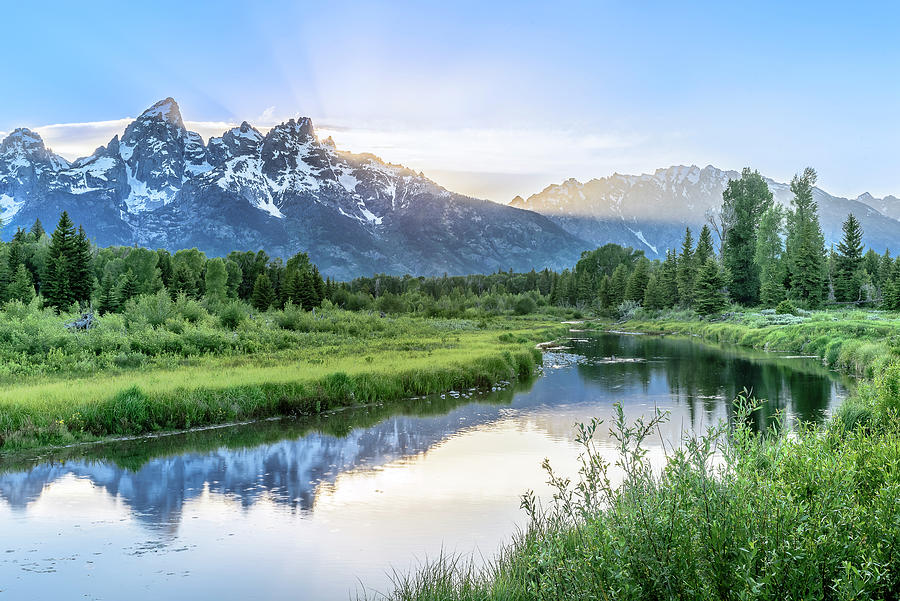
[383,309,900,600]
[0,313,565,452]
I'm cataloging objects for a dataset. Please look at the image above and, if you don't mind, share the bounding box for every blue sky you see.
[2,1,898,201]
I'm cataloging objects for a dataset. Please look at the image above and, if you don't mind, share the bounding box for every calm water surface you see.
[0,333,850,600]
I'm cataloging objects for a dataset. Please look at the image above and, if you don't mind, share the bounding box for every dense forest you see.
[1,167,896,321]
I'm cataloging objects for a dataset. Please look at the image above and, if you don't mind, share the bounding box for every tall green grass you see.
[0,306,562,451]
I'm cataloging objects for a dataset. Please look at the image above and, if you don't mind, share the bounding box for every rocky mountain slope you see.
[0,99,588,279]
[511,165,900,258]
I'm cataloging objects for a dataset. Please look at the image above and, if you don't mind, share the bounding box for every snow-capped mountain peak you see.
[0,97,589,278]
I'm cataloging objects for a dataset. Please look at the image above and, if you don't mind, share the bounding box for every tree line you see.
[2,166,898,320]
[0,212,327,314]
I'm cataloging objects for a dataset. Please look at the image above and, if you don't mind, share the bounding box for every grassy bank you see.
[381,310,900,601]
[0,305,564,452]
[616,308,900,378]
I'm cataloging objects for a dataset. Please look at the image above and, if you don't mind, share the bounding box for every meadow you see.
[380,308,900,601]
[0,296,565,451]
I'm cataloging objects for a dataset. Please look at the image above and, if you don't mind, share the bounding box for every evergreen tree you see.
[116,270,138,305]
[660,250,679,308]
[695,224,715,266]
[170,262,197,298]
[311,266,325,305]
[676,228,696,306]
[609,264,629,308]
[721,168,773,304]
[597,275,610,310]
[97,273,119,314]
[30,218,45,239]
[624,258,650,303]
[282,268,302,306]
[297,271,318,310]
[785,168,826,307]
[694,259,728,316]
[833,213,864,303]
[43,212,78,311]
[251,272,276,310]
[70,226,94,305]
[643,272,667,310]
[7,263,35,303]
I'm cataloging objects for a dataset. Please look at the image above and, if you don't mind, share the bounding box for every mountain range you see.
[511,165,900,259]
[0,99,586,279]
[2,98,898,278]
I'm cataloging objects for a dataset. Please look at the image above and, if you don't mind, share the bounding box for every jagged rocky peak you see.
[0,128,69,170]
[207,121,264,165]
[137,97,185,128]
[118,98,197,212]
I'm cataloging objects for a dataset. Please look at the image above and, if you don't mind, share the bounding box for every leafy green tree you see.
[7,263,35,303]
[756,205,786,307]
[204,258,228,303]
[225,259,242,298]
[251,272,276,310]
[624,257,650,303]
[785,168,826,307]
[833,213,864,303]
[676,228,696,306]
[721,168,773,304]
[694,258,728,316]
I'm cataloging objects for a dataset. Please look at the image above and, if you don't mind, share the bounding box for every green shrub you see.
[218,300,249,330]
[776,299,798,315]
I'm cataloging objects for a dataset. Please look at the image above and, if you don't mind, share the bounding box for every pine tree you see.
[7,263,35,303]
[70,226,94,305]
[116,270,138,305]
[30,218,45,239]
[624,258,650,303]
[785,168,826,307]
[834,213,864,303]
[597,275,610,310]
[695,224,715,266]
[298,271,318,311]
[311,266,325,305]
[661,250,679,308]
[251,272,276,310]
[97,273,120,314]
[677,228,696,306]
[720,169,773,304]
[643,272,667,310]
[609,264,629,308]
[43,212,78,311]
[282,268,302,306]
[694,259,728,316]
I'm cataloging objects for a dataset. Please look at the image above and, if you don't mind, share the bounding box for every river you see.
[0,332,850,600]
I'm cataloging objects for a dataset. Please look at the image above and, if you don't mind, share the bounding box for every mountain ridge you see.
[0,99,589,279]
[511,164,900,258]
